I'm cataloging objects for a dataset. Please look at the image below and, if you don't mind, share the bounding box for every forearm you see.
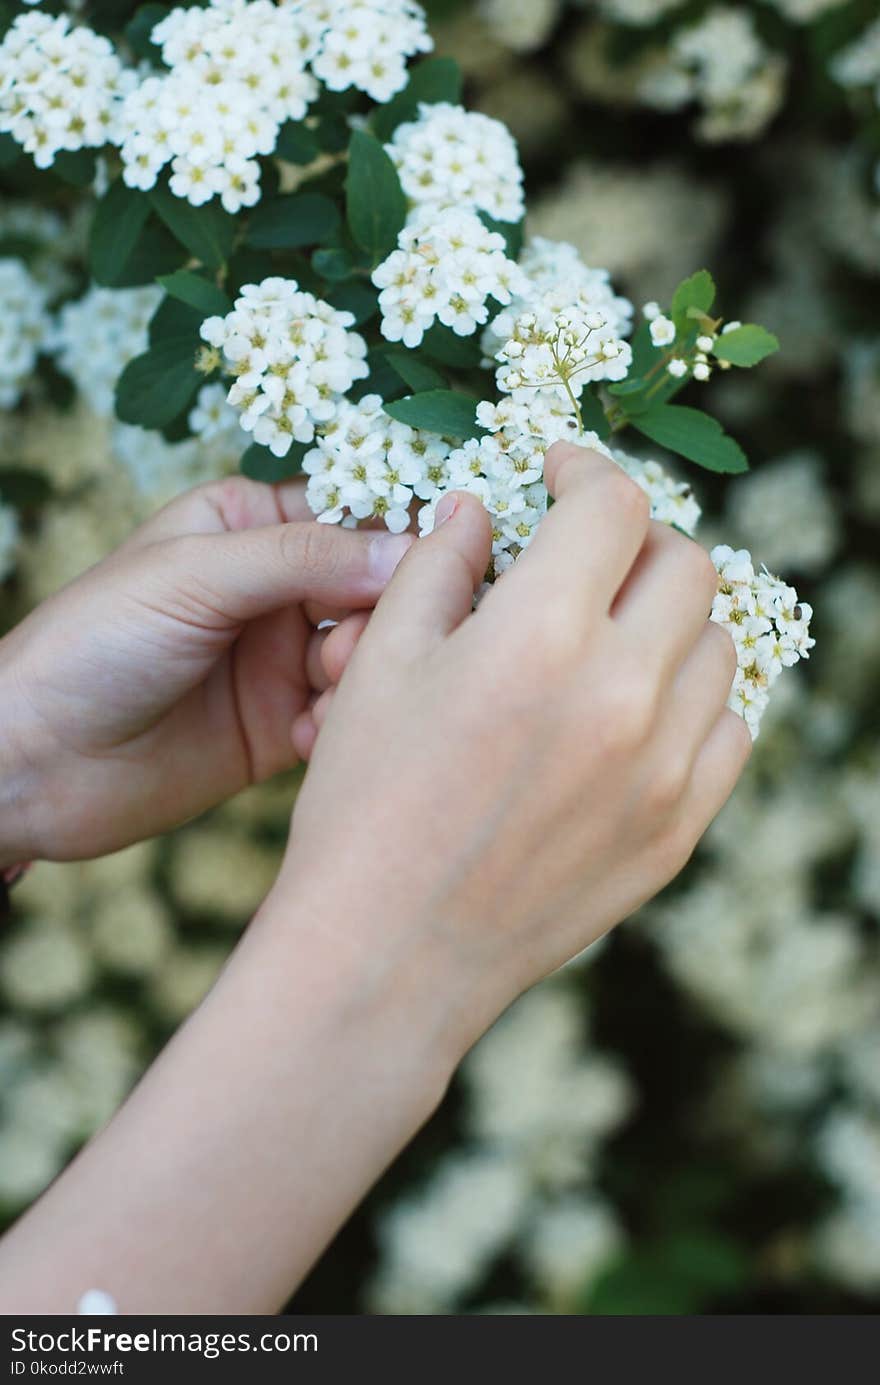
[0,886,456,1314]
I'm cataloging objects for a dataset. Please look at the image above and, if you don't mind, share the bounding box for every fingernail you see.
[434,494,459,527]
[369,532,415,584]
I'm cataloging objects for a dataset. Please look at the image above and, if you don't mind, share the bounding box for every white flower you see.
[373,207,525,350]
[202,277,369,457]
[0,258,52,408]
[495,303,631,407]
[649,314,676,346]
[119,1,320,207]
[483,237,633,380]
[303,393,449,533]
[0,12,136,169]
[667,358,688,378]
[300,0,433,104]
[710,544,814,739]
[386,101,525,223]
[53,285,162,416]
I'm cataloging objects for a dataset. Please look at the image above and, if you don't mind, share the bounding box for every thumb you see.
[148,521,415,626]
[361,491,493,657]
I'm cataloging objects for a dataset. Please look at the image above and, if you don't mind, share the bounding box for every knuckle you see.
[600,467,651,528]
[593,668,656,755]
[643,753,690,820]
[282,521,335,580]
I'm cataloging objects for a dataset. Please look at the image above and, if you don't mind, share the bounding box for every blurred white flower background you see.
[1,0,880,1314]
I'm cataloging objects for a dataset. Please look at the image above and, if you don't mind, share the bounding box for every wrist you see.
[252,872,467,1113]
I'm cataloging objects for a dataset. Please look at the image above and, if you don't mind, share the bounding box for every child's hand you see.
[275,442,751,1063]
[0,476,412,862]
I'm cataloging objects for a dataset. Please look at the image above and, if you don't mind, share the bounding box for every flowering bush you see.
[0,0,816,738]
[7,0,880,1318]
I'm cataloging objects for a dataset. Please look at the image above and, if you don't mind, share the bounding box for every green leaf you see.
[478,212,525,262]
[713,324,780,368]
[384,390,483,439]
[372,57,464,142]
[124,5,169,61]
[631,404,748,475]
[105,218,185,288]
[326,282,378,326]
[89,180,151,286]
[578,388,611,441]
[351,348,408,403]
[157,271,232,318]
[240,442,307,482]
[314,114,350,154]
[420,322,483,369]
[115,339,201,428]
[149,183,236,271]
[52,150,96,188]
[0,466,52,508]
[149,295,203,347]
[345,129,407,265]
[0,133,20,169]
[311,247,355,282]
[245,193,340,250]
[671,269,716,332]
[274,120,321,165]
[384,351,445,394]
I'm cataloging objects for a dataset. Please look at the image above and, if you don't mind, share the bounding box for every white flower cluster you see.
[386,102,525,223]
[288,0,433,104]
[639,6,787,143]
[600,0,685,22]
[118,1,318,209]
[303,393,446,533]
[494,302,631,404]
[483,237,633,372]
[766,0,850,19]
[53,285,162,417]
[477,0,561,54]
[373,207,524,349]
[710,545,814,739]
[0,258,51,409]
[0,497,20,583]
[201,277,369,458]
[0,11,135,170]
[833,17,880,92]
[726,452,840,576]
[832,18,880,191]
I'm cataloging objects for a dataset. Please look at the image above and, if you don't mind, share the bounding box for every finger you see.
[663,620,739,755]
[491,442,650,624]
[681,707,753,836]
[149,522,415,628]
[311,686,335,731]
[305,628,333,693]
[291,700,319,761]
[121,476,314,551]
[321,612,370,685]
[612,523,720,677]
[359,491,492,659]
